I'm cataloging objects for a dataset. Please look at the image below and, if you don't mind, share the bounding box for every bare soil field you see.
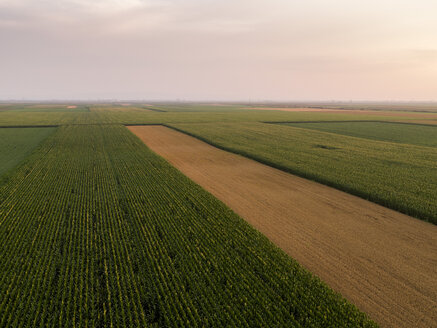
[129,125,437,328]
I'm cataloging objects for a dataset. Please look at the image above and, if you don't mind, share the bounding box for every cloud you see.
[0,0,437,100]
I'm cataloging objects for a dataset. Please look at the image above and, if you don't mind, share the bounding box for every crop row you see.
[0,125,376,327]
[0,127,55,178]
[282,121,437,148]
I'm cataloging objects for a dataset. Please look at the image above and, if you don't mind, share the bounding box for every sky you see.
[1,0,437,101]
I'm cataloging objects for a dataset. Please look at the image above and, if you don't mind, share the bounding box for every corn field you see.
[0,125,376,327]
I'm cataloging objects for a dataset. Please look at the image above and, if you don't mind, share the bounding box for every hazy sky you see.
[1,0,437,101]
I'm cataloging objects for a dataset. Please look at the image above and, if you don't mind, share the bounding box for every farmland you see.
[0,105,430,127]
[282,121,437,147]
[247,101,437,113]
[0,103,436,327]
[0,104,89,112]
[0,124,376,327]
[0,127,56,178]
[129,125,437,328]
[170,121,437,224]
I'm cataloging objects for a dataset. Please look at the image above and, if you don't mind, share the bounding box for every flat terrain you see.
[269,102,437,113]
[0,127,56,178]
[1,103,436,327]
[5,104,89,112]
[0,105,420,127]
[282,121,437,147]
[0,125,374,327]
[171,122,437,223]
[249,106,437,118]
[397,119,437,125]
[129,125,437,328]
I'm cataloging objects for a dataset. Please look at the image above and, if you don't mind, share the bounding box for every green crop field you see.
[289,102,437,113]
[0,104,423,127]
[1,103,436,327]
[0,104,90,112]
[141,104,249,112]
[0,124,375,327]
[0,127,56,178]
[170,121,437,224]
[282,121,437,147]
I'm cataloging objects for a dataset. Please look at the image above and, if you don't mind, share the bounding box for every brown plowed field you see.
[128,125,437,328]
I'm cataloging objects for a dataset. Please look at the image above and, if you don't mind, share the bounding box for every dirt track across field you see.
[128,125,437,328]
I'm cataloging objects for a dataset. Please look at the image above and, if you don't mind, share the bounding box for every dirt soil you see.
[128,125,437,328]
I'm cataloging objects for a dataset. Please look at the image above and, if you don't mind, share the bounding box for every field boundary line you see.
[143,107,167,112]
